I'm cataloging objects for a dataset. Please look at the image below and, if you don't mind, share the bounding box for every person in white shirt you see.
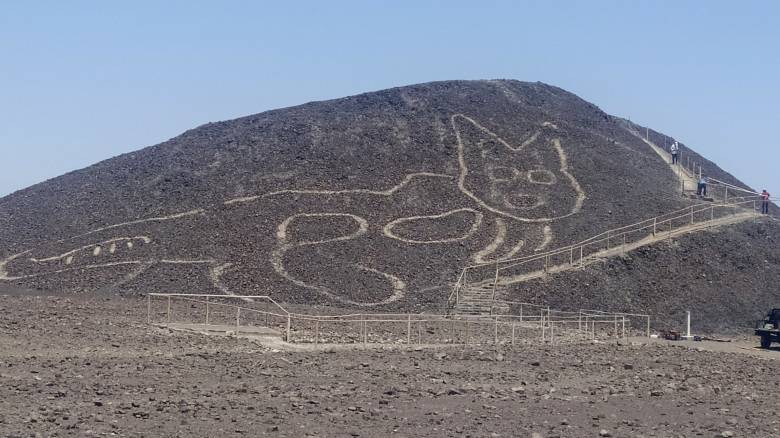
[670,141,679,164]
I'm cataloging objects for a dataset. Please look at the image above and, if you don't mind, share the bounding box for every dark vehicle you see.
[755,308,780,349]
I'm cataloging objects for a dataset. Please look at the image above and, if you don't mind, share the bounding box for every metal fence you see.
[146,293,645,345]
[448,198,762,311]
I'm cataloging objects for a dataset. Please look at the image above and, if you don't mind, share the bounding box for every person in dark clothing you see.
[697,176,708,197]
[761,189,770,214]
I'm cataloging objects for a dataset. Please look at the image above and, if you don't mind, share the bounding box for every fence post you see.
[613,314,618,338]
[147,294,151,324]
[451,319,456,344]
[622,233,627,253]
[166,296,171,323]
[550,320,554,344]
[646,317,650,338]
[710,205,714,224]
[622,316,626,339]
[315,320,320,345]
[236,307,240,333]
[286,314,291,342]
[570,247,574,265]
[511,323,516,345]
[492,262,500,304]
[580,246,584,267]
[653,217,656,236]
[494,316,499,344]
[407,315,412,344]
[690,205,694,224]
[578,311,582,332]
[205,297,209,325]
[519,304,523,322]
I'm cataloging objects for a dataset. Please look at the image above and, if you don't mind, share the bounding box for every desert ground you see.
[1,291,778,438]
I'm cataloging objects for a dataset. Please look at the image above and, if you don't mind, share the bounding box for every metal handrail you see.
[497,200,757,273]
[448,198,763,315]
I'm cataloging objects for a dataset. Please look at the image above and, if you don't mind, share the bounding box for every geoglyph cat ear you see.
[523,134,564,170]
[452,114,544,153]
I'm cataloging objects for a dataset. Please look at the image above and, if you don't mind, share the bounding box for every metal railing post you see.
[407,315,412,344]
[614,314,618,338]
[550,320,554,344]
[690,205,694,224]
[146,294,151,324]
[646,317,650,338]
[492,263,500,303]
[315,320,320,345]
[579,246,584,267]
[205,297,209,325]
[622,316,626,339]
[166,296,171,323]
[235,307,240,333]
[511,323,516,345]
[652,217,656,236]
[286,314,291,342]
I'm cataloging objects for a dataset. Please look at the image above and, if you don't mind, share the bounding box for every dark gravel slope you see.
[0,80,774,327]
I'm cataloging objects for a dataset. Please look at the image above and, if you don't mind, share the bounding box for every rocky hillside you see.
[0,80,774,329]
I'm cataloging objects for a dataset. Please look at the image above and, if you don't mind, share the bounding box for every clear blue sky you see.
[1,1,778,197]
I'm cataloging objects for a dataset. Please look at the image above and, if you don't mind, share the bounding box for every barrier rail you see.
[146,294,643,345]
[447,198,762,314]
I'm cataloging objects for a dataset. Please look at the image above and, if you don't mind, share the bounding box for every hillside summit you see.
[0,80,774,330]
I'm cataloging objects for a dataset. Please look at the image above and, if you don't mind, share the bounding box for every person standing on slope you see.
[761,189,771,214]
[697,176,708,197]
[670,141,679,165]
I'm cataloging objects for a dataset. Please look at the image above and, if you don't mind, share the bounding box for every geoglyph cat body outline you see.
[0,114,586,306]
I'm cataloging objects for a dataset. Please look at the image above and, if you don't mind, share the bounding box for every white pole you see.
[686,310,691,338]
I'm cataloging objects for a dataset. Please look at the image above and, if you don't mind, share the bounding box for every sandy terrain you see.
[1,292,778,437]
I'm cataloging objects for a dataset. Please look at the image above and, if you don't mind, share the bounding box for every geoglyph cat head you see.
[452,114,585,222]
